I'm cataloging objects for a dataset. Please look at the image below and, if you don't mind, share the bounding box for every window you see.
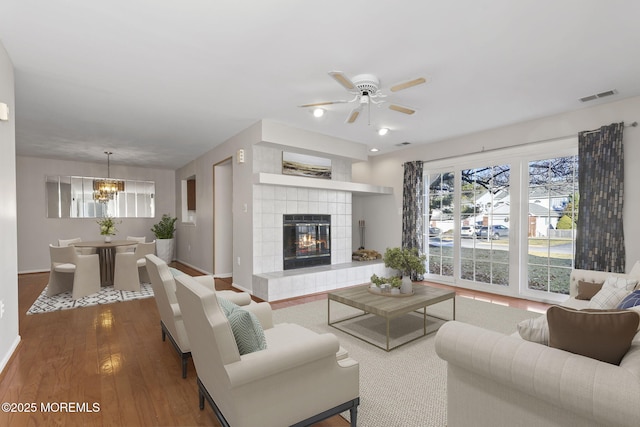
[527,156,578,295]
[460,165,511,286]
[426,172,454,277]
[422,139,577,301]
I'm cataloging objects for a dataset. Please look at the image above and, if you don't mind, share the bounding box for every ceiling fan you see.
[300,71,427,124]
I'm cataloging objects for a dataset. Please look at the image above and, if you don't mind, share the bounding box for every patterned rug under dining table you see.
[328,283,456,351]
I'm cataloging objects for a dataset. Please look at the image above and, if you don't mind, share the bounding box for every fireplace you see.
[283,214,331,270]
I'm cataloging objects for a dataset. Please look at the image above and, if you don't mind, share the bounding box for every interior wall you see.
[16,156,176,272]
[175,120,369,293]
[0,41,19,374]
[353,95,640,271]
[214,159,233,276]
[175,121,262,283]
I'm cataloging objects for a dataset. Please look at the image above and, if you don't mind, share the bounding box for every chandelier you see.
[93,151,125,203]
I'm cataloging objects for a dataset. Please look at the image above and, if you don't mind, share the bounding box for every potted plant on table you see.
[97,216,120,242]
[383,247,427,294]
[152,214,177,263]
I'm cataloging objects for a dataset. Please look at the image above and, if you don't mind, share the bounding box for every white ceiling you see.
[1,0,640,169]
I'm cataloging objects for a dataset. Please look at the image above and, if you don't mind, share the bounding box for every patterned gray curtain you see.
[575,122,625,272]
[402,161,424,280]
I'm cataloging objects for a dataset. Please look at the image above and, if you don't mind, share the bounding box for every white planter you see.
[401,276,413,294]
[155,238,175,263]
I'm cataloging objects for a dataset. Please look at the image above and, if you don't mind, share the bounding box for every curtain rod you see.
[581,121,637,135]
[412,121,638,166]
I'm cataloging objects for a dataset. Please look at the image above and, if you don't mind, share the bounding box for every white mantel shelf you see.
[254,172,393,196]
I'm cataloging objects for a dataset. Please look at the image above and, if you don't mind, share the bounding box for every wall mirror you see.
[46,175,155,218]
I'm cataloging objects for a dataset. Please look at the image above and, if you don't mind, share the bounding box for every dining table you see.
[73,240,137,286]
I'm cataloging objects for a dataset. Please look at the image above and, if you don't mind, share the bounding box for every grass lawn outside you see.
[428,245,572,295]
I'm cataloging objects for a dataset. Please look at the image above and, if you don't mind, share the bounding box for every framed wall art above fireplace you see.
[282,152,332,179]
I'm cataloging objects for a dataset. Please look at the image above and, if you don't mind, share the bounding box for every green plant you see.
[383,247,426,277]
[388,276,402,288]
[370,274,403,288]
[370,274,386,287]
[151,214,177,239]
[97,216,120,236]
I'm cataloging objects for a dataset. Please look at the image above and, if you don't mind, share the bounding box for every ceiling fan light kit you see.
[300,70,426,125]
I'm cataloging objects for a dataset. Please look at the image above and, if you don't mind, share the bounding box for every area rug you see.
[272,296,541,427]
[26,283,154,315]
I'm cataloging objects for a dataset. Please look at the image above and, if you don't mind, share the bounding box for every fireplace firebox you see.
[283,214,331,270]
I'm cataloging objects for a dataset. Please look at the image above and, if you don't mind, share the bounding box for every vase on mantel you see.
[104,235,112,243]
[400,276,413,294]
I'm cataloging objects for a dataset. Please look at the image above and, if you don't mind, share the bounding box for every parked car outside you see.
[428,237,454,247]
[460,226,476,238]
[429,227,442,237]
[476,224,509,240]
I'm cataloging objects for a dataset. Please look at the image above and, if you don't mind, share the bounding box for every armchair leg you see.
[197,377,231,427]
[199,388,205,410]
[290,397,360,427]
[350,404,358,427]
[161,320,191,378]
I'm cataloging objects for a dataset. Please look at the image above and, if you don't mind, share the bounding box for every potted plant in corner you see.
[152,214,178,263]
[383,247,427,294]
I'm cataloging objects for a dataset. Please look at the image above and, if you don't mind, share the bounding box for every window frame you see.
[422,138,578,304]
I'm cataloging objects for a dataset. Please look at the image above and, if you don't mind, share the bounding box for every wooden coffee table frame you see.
[328,284,455,351]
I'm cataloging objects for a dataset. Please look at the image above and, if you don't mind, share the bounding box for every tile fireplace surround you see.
[250,145,390,301]
[253,259,387,302]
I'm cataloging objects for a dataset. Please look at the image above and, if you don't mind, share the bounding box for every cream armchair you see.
[174,273,360,427]
[145,254,256,378]
[47,244,101,300]
[114,241,156,291]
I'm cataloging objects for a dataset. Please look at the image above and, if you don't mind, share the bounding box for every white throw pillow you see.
[629,261,640,280]
[588,276,638,309]
[517,315,549,345]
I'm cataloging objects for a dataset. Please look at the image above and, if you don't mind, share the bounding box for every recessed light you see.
[378,128,389,136]
[313,108,325,118]
[370,148,379,152]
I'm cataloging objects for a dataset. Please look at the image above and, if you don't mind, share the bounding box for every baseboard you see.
[173,259,212,276]
[231,282,252,294]
[18,269,49,275]
[0,335,21,376]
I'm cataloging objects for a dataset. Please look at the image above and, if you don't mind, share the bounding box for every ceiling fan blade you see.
[389,104,416,115]
[346,108,361,123]
[390,77,427,92]
[329,71,356,90]
[299,100,348,108]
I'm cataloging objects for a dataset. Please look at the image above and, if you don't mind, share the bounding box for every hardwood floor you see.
[0,265,549,426]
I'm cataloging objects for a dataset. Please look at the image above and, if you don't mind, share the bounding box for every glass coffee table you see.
[328,284,455,351]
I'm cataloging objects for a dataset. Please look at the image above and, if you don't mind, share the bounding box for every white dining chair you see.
[47,244,101,300]
[115,236,146,253]
[114,241,156,291]
[58,237,96,255]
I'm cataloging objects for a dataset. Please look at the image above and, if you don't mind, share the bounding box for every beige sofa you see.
[435,266,640,427]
